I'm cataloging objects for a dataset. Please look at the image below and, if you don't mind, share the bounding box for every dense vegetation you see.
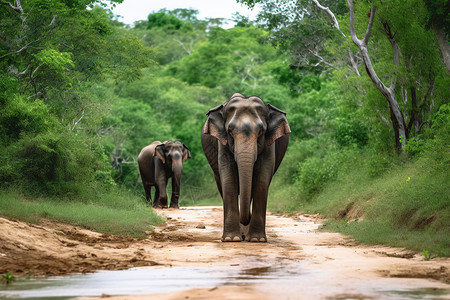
[1,0,448,255]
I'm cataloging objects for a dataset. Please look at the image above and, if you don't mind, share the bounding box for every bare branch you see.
[48,15,57,27]
[308,49,337,69]
[348,0,362,46]
[348,49,361,76]
[0,38,42,61]
[376,109,392,128]
[1,0,23,14]
[363,6,376,45]
[401,86,408,105]
[30,65,40,78]
[71,110,92,131]
[311,0,346,37]
[174,38,194,55]
[8,64,30,77]
[0,14,56,61]
[380,20,401,90]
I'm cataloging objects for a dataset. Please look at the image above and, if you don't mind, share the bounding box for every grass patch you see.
[0,189,164,238]
[269,141,450,257]
[306,157,449,256]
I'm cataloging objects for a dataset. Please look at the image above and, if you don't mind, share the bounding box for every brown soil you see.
[1,206,449,299]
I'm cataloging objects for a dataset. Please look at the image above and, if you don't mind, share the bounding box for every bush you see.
[296,150,341,197]
[0,95,109,196]
[335,119,369,148]
[0,95,53,145]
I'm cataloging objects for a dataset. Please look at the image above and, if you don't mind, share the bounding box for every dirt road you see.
[1,206,449,299]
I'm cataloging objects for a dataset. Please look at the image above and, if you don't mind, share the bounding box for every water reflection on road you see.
[0,262,299,299]
[1,259,449,300]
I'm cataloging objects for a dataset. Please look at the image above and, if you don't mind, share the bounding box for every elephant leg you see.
[144,184,153,206]
[154,186,160,207]
[218,144,241,242]
[246,184,268,242]
[157,178,169,208]
[169,186,180,208]
[169,175,180,209]
[154,162,168,208]
[246,148,275,242]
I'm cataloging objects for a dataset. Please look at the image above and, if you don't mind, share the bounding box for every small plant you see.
[422,250,431,261]
[2,272,16,285]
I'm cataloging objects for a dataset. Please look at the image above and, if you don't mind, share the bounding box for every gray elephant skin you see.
[138,141,191,208]
[201,93,290,242]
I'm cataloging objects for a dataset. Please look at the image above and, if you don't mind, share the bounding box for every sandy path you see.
[1,206,449,299]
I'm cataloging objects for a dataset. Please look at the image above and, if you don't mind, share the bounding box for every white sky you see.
[111,0,260,28]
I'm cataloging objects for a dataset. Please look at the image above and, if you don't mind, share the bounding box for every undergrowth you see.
[0,188,164,238]
[268,109,450,256]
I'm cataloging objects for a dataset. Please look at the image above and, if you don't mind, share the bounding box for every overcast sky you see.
[111,0,260,28]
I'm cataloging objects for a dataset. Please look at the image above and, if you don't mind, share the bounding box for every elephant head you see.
[154,141,191,177]
[202,93,290,225]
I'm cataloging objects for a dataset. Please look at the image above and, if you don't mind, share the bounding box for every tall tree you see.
[239,0,449,151]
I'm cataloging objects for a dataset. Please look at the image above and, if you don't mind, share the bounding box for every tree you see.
[424,0,450,73]
[0,0,156,195]
[239,0,449,151]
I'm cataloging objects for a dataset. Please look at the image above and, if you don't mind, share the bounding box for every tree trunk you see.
[432,23,450,73]
[347,0,407,151]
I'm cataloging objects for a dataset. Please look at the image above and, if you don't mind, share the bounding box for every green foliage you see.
[295,146,341,197]
[0,96,53,144]
[33,49,75,82]
[335,119,368,148]
[148,9,184,30]
[422,250,431,261]
[1,272,15,285]
[273,140,450,256]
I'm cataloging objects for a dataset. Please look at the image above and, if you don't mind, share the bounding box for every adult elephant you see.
[138,141,191,208]
[201,93,290,242]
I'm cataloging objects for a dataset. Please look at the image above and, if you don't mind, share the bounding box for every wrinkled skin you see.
[201,93,290,242]
[138,141,191,208]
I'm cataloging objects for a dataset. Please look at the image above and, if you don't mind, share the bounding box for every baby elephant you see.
[138,141,191,208]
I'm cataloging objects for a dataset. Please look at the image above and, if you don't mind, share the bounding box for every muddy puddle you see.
[0,262,300,299]
[1,260,449,299]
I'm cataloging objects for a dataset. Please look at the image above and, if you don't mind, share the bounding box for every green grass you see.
[268,145,450,257]
[0,189,164,238]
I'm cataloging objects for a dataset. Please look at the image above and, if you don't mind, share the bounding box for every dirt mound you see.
[0,218,159,276]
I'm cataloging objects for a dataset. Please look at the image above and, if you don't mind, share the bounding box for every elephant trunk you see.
[172,158,183,190]
[235,141,257,226]
[171,157,183,207]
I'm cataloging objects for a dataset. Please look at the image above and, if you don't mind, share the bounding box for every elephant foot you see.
[222,232,242,242]
[245,232,267,242]
[169,203,179,209]
[152,202,168,209]
[246,237,267,242]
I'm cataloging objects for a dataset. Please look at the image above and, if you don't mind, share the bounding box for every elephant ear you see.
[182,143,191,162]
[266,104,291,146]
[154,143,166,164]
[202,104,227,146]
